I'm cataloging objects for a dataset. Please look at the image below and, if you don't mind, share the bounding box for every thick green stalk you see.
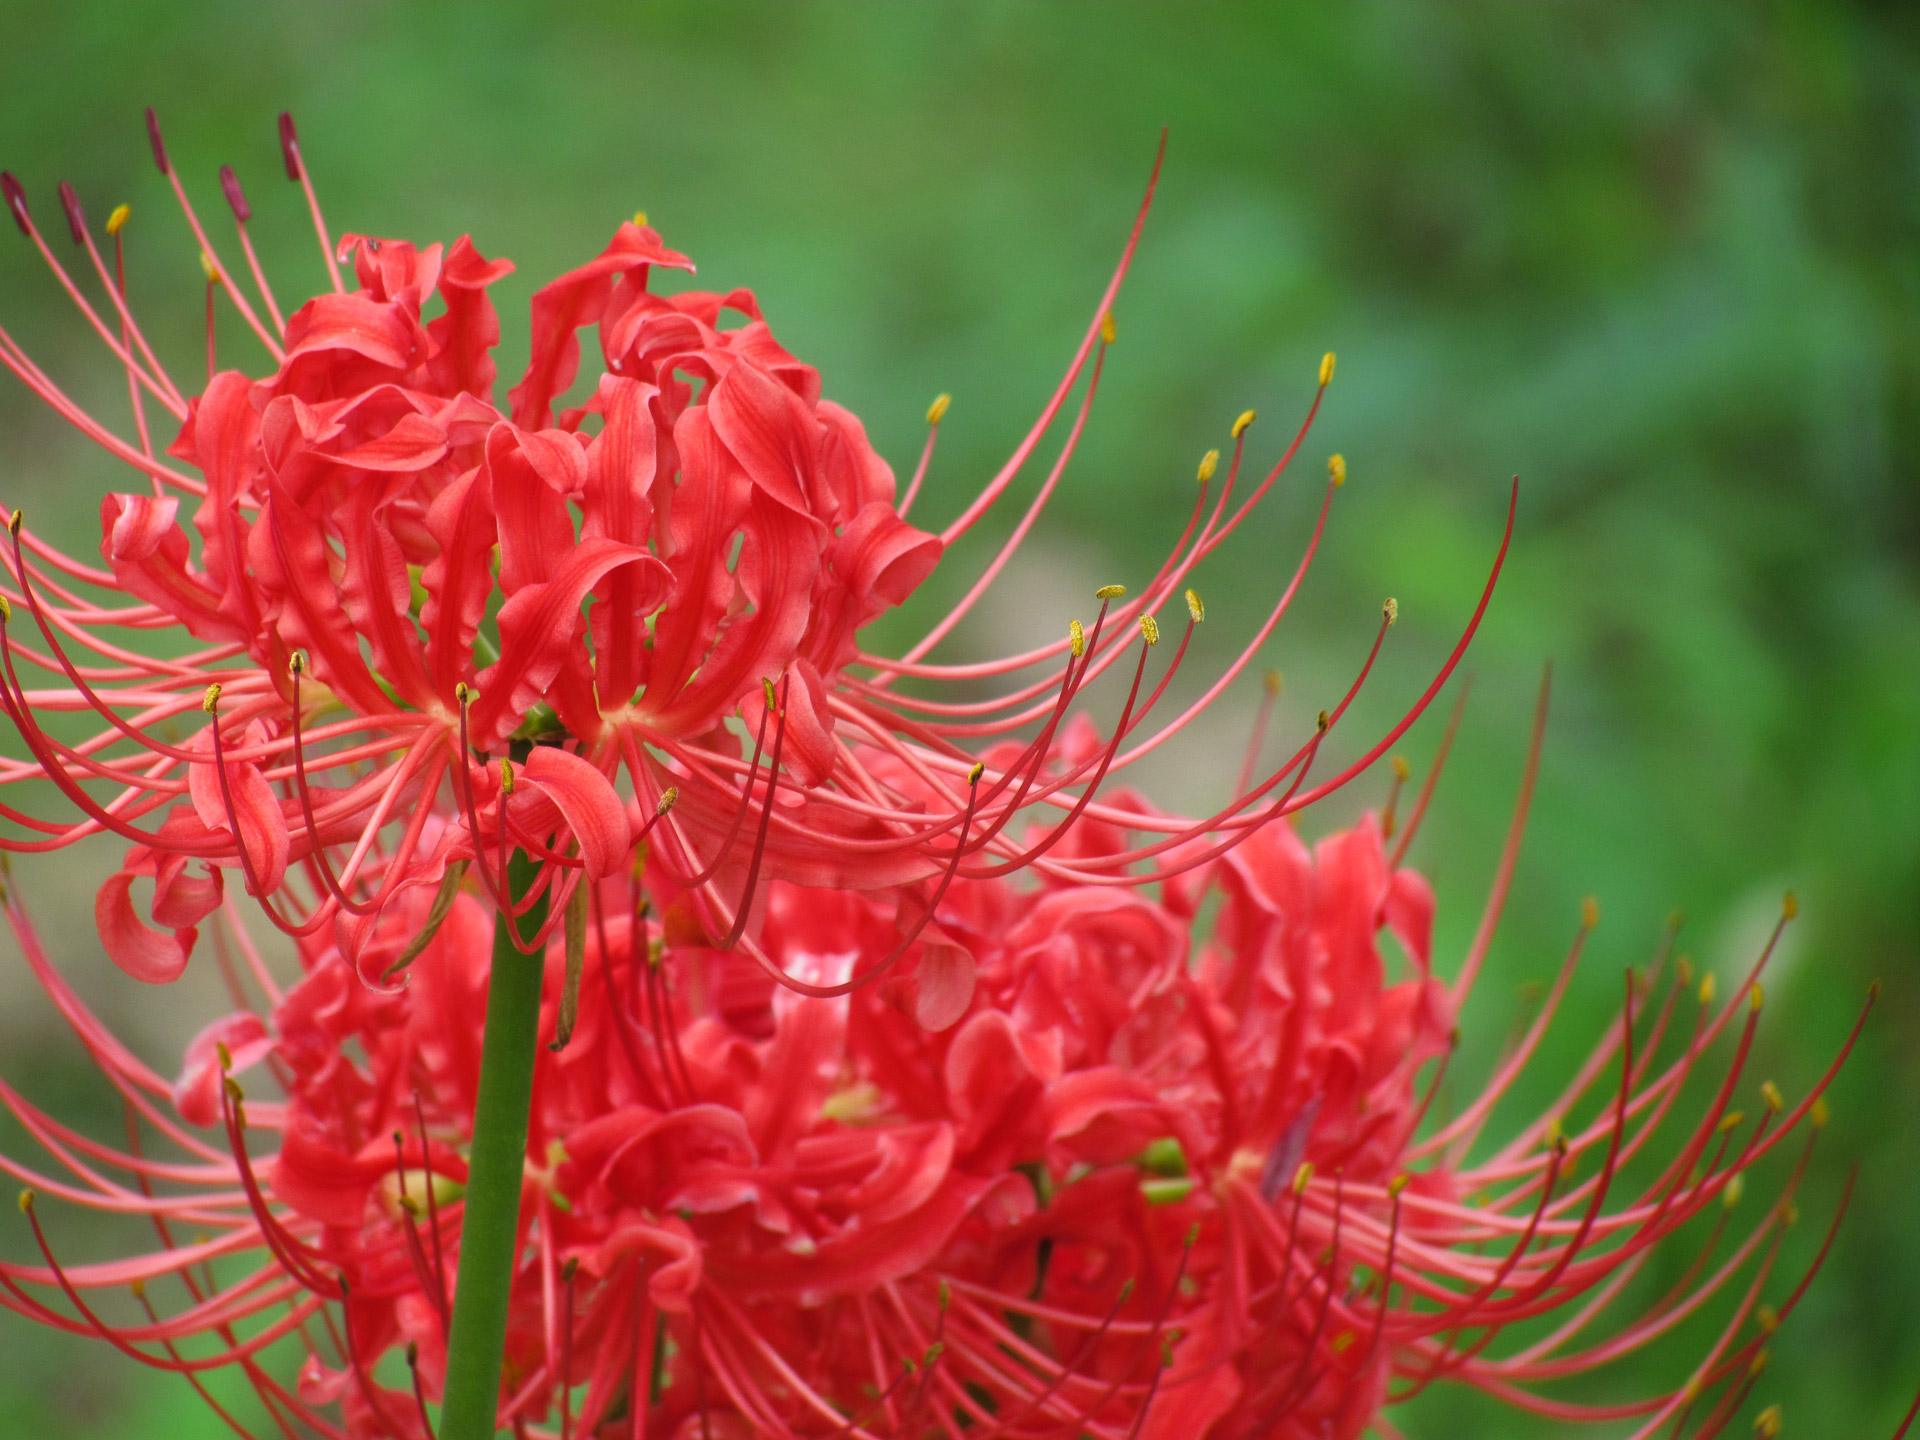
[440,850,548,1440]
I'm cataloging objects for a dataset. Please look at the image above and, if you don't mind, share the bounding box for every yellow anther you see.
[1756,1303,1780,1334]
[7,509,21,536]
[1544,1116,1564,1150]
[1095,583,1126,600]
[1779,1200,1799,1227]
[1754,1402,1782,1437]
[655,786,679,816]
[1292,1161,1313,1195]
[1328,453,1347,487]
[1810,1095,1831,1128]
[1196,448,1219,484]
[1581,895,1600,929]
[498,758,514,795]
[0,595,10,624]
[1391,755,1410,782]
[201,683,222,714]
[1329,1330,1356,1355]
[199,251,221,285]
[1749,1349,1770,1379]
[1319,351,1336,386]
[130,1277,146,1300]
[926,392,951,425]
[1383,597,1398,626]
[1761,1080,1784,1113]
[632,210,648,227]
[215,1041,232,1072]
[1750,982,1764,1014]
[1781,890,1798,921]
[1263,669,1282,698]
[938,1279,951,1312]
[761,676,779,712]
[1231,409,1257,439]
[1698,973,1717,1006]
[1069,619,1086,658]
[288,650,306,676]
[1677,955,1694,987]
[1185,588,1204,623]
[106,204,131,236]
[1719,1111,1747,1134]
[16,1188,33,1213]
[1388,1173,1410,1198]
[1100,312,1117,345]
[1723,1173,1745,1209]
[1316,709,1330,733]
[454,681,473,706]
[966,761,985,786]
[1139,615,1160,647]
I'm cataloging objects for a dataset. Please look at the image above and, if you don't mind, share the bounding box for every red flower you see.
[0,772,1868,1438]
[0,119,1483,1002]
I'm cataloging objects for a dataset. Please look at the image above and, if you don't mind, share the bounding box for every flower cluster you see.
[0,114,1881,1440]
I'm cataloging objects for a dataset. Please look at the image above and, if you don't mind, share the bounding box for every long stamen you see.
[218,165,286,334]
[713,678,791,951]
[278,112,344,294]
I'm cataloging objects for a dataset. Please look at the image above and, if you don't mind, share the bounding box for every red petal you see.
[912,931,976,1033]
[98,493,243,642]
[95,872,192,983]
[172,1012,271,1127]
[517,747,631,879]
[150,855,223,928]
[425,235,514,400]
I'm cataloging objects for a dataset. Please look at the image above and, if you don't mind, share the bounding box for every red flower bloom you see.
[0,118,1482,1002]
[0,763,1869,1438]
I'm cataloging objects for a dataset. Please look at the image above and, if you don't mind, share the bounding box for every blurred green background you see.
[0,1,1915,1435]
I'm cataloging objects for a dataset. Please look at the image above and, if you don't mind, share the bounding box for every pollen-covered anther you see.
[1197,448,1219,483]
[1722,1173,1745,1209]
[1779,1200,1800,1227]
[1756,1304,1781,1334]
[454,681,473,706]
[1329,453,1347,487]
[106,203,130,235]
[201,683,222,714]
[632,210,648,227]
[288,650,307,677]
[16,1187,33,1214]
[1139,615,1160,646]
[1750,1349,1771,1378]
[1761,1080,1784,1113]
[1391,755,1410,782]
[1101,311,1117,345]
[1292,1161,1313,1195]
[215,1041,232,1072]
[1232,408,1257,439]
[1185,588,1204,622]
[761,675,780,714]
[1388,1173,1410,1197]
[1069,619,1086,658]
[1264,668,1282,698]
[0,595,10,625]
[1700,972,1718,1006]
[1782,890,1799,920]
[966,761,985,787]
[1383,597,1399,626]
[1319,351,1336,385]
[926,392,951,425]
[1316,709,1330,733]
[1811,1096,1831,1128]
[655,786,680,816]
[498,758,515,795]
[1095,583,1126,600]
[199,251,221,286]
[1719,1111,1746,1134]
[1754,1403,1783,1438]
[1750,981,1765,1014]
[1581,895,1600,929]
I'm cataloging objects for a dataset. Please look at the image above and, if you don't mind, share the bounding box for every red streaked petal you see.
[517,747,631,879]
[94,872,193,984]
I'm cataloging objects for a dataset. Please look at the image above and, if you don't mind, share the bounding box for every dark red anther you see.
[277,111,301,180]
[144,107,169,174]
[0,172,27,236]
[56,181,85,245]
[218,164,251,223]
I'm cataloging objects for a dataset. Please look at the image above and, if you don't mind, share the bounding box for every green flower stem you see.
[440,849,549,1440]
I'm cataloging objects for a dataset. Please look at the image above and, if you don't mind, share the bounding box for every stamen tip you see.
[1094,583,1126,601]
[1581,895,1600,930]
[655,785,680,816]
[1750,981,1764,1015]
[106,204,130,236]
[0,172,27,237]
[1722,1173,1745,1210]
[966,761,985,786]
[219,164,252,224]
[277,111,302,180]
[1316,708,1330,734]
[144,107,169,175]
[201,682,222,713]
[1069,618,1086,658]
[1139,614,1160,646]
[1390,754,1410,782]
[1263,668,1282,698]
[1185,588,1204,623]
[926,392,951,426]
[1383,596,1399,626]
[56,181,85,245]
[632,209,648,227]
[1319,350,1336,386]
[1329,453,1347,487]
[1100,311,1117,345]
[1196,448,1219,484]
[499,757,515,795]
[15,1188,32,1214]
[1781,889,1798,921]
[1231,408,1257,439]
[1292,1160,1313,1195]
[1754,1402,1782,1437]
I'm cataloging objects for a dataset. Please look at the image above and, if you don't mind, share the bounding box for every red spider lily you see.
[0,119,1504,1005]
[0,704,1874,1439]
